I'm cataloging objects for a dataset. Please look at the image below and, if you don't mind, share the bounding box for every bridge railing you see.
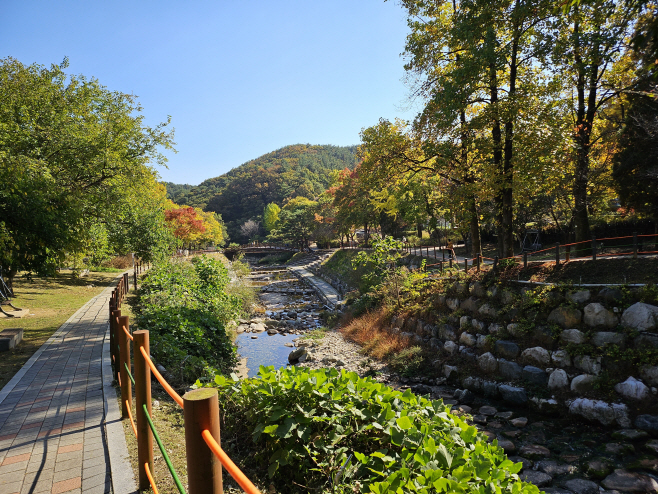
[238,242,299,252]
[109,275,261,494]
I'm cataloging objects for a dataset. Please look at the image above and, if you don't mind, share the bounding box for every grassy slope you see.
[0,270,121,390]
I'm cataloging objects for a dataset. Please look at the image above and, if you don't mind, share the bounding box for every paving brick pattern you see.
[0,285,115,494]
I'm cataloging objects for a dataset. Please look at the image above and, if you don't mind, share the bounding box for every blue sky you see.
[1,1,418,185]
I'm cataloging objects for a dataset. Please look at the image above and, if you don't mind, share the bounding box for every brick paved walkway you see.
[0,284,118,494]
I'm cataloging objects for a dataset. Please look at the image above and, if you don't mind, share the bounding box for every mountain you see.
[165,144,358,242]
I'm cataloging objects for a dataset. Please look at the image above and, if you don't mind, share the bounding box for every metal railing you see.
[109,272,261,494]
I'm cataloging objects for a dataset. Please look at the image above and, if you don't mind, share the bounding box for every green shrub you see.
[389,346,425,377]
[135,256,241,382]
[207,367,536,494]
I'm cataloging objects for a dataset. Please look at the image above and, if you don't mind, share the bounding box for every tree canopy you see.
[0,57,175,279]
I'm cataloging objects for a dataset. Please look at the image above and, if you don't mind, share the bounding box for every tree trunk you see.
[572,19,599,246]
[501,17,520,259]
[490,60,505,257]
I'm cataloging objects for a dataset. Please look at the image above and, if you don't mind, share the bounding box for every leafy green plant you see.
[135,255,241,382]
[206,367,536,494]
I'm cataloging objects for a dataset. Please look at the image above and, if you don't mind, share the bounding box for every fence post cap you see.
[183,388,217,401]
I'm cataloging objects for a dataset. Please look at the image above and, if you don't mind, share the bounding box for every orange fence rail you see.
[109,266,262,494]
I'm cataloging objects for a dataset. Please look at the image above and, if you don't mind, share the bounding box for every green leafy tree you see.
[0,57,175,281]
[263,203,281,232]
[273,197,318,250]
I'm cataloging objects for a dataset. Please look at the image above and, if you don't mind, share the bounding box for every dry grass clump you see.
[340,308,412,361]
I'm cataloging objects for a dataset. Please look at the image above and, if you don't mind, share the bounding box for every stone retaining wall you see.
[387,280,658,431]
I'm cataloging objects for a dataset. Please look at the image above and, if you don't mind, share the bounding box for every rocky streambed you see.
[294,330,658,493]
[234,263,332,377]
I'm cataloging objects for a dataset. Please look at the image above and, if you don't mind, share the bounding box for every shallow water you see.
[235,332,298,378]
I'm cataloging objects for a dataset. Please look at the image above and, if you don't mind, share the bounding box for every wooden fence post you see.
[118,315,132,419]
[633,231,638,259]
[476,254,481,272]
[566,245,571,262]
[449,257,453,269]
[555,242,560,266]
[493,256,499,274]
[133,270,137,291]
[592,236,597,261]
[184,388,223,494]
[434,246,437,259]
[523,251,528,269]
[133,330,154,491]
[464,258,468,272]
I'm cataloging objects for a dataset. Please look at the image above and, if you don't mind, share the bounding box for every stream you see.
[235,257,326,377]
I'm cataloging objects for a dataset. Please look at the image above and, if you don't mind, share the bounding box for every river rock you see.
[605,442,635,455]
[429,338,443,350]
[621,302,658,331]
[563,478,599,494]
[635,414,658,433]
[599,287,624,303]
[479,405,497,416]
[583,303,618,328]
[520,470,552,487]
[499,385,528,405]
[586,459,614,479]
[567,290,591,304]
[551,349,571,367]
[446,298,460,311]
[601,469,658,492]
[470,281,486,297]
[460,315,472,329]
[523,366,548,386]
[443,364,458,379]
[482,380,500,398]
[461,297,480,314]
[568,398,631,427]
[511,417,528,427]
[499,359,523,380]
[288,347,307,363]
[641,366,658,386]
[476,334,490,350]
[548,369,569,390]
[459,332,476,347]
[611,429,649,441]
[560,328,587,344]
[506,323,524,337]
[495,340,520,359]
[633,332,658,349]
[472,319,487,333]
[236,324,249,334]
[574,355,601,375]
[615,377,650,401]
[439,324,457,341]
[548,306,582,328]
[521,347,551,367]
[571,374,596,393]
[537,460,575,476]
[518,444,550,459]
[288,311,298,319]
[479,303,498,318]
[250,322,267,332]
[476,352,496,374]
[443,341,458,355]
[646,439,658,454]
[591,331,626,348]
[486,322,500,334]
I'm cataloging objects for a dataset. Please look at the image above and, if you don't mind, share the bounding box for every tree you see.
[273,197,318,250]
[164,202,206,246]
[240,220,261,242]
[0,57,175,281]
[553,0,639,243]
[263,203,281,232]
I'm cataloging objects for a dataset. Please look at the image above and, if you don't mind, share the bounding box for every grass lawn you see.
[0,270,122,390]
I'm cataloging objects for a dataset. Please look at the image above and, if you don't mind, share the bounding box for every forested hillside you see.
[165,144,357,241]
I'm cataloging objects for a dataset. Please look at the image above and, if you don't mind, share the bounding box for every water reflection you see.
[235,332,298,378]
